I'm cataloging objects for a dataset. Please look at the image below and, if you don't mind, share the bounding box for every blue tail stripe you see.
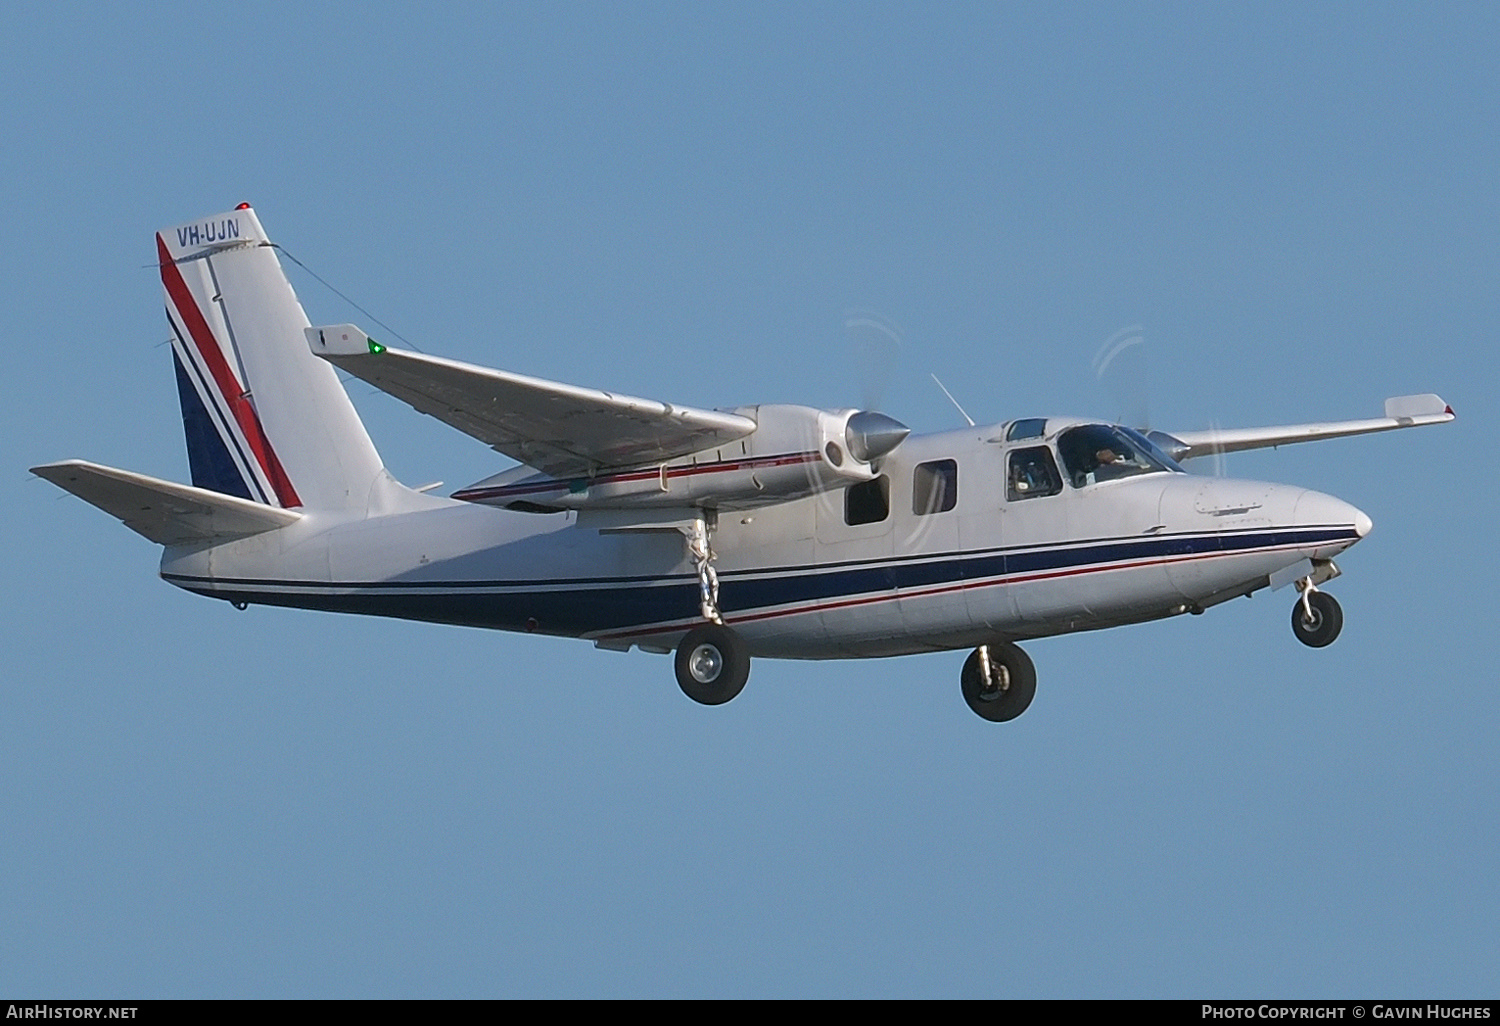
[173,347,253,500]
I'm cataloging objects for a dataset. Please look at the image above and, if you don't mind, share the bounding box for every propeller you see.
[835,308,911,465]
[1091,325,1226,476]
[779,310,913,536]
[843,309,904,412]
[1091,325,1151,431]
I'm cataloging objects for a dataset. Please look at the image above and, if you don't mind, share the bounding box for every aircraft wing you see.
[31,460,302,545]
[308,324,757,477]
[1162,394,1454,460]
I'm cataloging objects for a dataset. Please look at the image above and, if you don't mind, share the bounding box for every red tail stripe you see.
[157,235,302,508]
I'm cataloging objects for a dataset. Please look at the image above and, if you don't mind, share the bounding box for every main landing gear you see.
[675,622,751,705]
[961,642,1037,722]
[673,514,752,706]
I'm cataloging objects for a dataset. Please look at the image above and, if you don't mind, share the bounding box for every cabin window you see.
[845,475,890,526]
[1007,446,1062,501]
[912,459,958,515]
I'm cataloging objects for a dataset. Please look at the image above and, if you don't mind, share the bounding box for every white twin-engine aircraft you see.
[33,206,1455,721]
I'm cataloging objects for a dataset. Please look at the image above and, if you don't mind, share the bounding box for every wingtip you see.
[29,459,84,478]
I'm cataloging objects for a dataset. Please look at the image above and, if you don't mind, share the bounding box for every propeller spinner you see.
[846,411,910,463]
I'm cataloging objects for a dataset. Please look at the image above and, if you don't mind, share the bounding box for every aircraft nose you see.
[1294,489,1372,542]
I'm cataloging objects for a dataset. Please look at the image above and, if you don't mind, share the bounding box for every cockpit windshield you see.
[1057,424,1181,487]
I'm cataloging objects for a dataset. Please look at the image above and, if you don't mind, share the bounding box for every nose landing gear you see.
[1291,581,1343,648]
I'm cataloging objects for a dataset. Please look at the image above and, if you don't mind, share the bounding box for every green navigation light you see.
[368,337,386,355]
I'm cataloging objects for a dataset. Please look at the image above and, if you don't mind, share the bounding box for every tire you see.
[674,623,751,706]
[961,642,1037,722]
[1292,591,1343,648]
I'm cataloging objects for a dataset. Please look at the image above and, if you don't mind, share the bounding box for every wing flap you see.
[308,324,756,477]
[1167,394,1454,459]
[31,460,301,545]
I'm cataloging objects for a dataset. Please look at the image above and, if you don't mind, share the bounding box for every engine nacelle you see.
[454,404,908,512]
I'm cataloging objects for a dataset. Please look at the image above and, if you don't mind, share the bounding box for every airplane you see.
[31,205,1455,721]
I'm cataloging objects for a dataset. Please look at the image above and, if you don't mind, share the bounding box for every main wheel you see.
[674,623,751,705]
[1292,591,1343,648]
[961,642,1037,722]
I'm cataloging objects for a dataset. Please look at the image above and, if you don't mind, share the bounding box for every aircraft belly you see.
[810,540,895,656]
[884,515,966,650]
[716,527,974,659]
[1162,524,1253,601]
[164,504,702,636]
[1041,480,1173,629]
[985,499,1104,631]
[1004,557,1172,635]
[958,511,1013,636]
[975,478,1169,636]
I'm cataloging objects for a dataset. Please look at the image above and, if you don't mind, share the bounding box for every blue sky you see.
[2,2,1494,997]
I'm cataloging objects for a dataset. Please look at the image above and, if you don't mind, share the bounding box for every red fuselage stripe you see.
[595,540,1316,641]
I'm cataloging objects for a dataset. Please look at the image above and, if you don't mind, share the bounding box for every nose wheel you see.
[961,642,1037,722]
[1291,589,1343,647]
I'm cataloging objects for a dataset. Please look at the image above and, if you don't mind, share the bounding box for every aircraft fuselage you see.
[159,422,1368,660]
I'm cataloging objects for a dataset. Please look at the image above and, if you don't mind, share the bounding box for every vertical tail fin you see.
[160,205,390,512]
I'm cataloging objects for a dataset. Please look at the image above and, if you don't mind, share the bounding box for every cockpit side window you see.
[1005,418,1048,442]
[1057,424,1172,488]
[1007,446,1062,501]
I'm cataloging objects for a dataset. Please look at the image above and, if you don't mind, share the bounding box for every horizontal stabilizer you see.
[308,323,757,476]
[31,459,302,545]
[1166,394,1454,460]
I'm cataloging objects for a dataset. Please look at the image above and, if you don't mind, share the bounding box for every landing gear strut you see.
[961,642,1037,722]
[684,515,722,625]
[673,514,750,705]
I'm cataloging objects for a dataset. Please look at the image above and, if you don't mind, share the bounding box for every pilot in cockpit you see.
[1058,424,1178,488]
[1093,446,1128,482]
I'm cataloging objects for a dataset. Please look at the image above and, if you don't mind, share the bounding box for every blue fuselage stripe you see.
[163,525,1357,638]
